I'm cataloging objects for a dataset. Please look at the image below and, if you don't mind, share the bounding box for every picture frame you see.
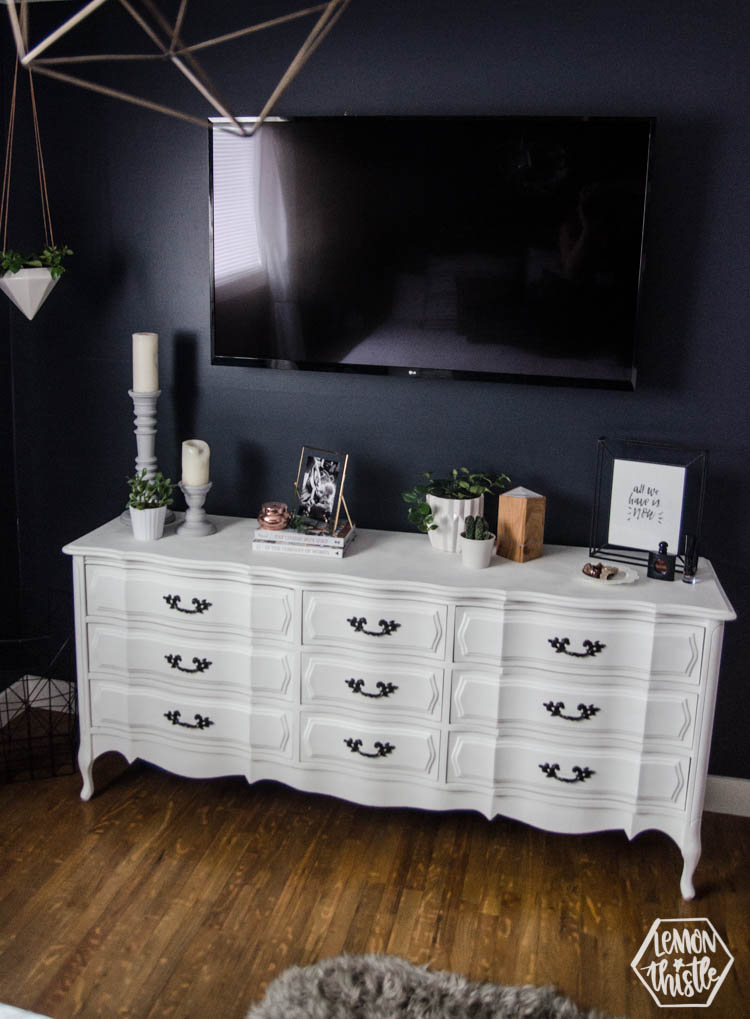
[589,437,707,569]
[294,446,350,534]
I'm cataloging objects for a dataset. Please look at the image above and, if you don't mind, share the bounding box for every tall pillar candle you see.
[182,439,210,486]
[132,332,159,392]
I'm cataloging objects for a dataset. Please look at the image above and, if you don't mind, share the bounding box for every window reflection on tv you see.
[210,116,654,389]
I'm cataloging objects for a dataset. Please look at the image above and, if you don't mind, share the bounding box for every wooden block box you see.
[496,487,546,562]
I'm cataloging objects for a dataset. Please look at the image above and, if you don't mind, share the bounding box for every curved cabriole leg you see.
[680,828,701,900]
[78,747,95,801]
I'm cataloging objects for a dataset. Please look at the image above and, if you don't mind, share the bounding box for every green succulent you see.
[126,469,175,510]
[463,515,493,540]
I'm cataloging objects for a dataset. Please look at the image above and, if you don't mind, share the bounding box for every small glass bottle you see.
[682,534,700,584]
[647,540,676,581]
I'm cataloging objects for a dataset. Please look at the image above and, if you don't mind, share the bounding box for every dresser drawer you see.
[447,732,689,809]
[302,591,447,658]
[454,604,704,682]
[300,712,440,780]
[301,652,443,719]
[89,681,292,756]
[85,563,294,639]
[450,668,697,746]
[87,623,296,699]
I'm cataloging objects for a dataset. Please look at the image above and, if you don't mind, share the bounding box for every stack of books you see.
[252,522,356,558]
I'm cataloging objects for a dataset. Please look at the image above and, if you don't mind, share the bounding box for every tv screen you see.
[210,115,654,388]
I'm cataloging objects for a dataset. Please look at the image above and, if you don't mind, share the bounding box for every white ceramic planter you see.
[459,533,496,569]
[0,267,58,320]
[129,505,167,541]
[426,494,484,553]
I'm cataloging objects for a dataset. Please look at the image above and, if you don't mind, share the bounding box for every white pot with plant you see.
[402,468,510,553]
[127,469,175,541]
[0,245,73,320]
[459,514,496,569]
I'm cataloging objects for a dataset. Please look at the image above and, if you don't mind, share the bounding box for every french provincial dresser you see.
[63,517,735,899]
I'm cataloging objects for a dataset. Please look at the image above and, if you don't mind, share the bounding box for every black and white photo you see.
[294,446,348,532]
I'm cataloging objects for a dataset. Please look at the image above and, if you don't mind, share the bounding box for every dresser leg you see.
[680,827,701,900]
[78,747,95,801]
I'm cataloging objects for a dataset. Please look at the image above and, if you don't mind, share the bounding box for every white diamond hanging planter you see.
[0,267,59,320]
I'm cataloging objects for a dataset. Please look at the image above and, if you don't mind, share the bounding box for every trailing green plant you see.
[288,512,321,532]
[463,515,493,540]
[1,243,73,279]
[126,469,175,510]
[402,468,510,533]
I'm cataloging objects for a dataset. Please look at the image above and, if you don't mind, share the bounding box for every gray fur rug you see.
[246,954,621,1019]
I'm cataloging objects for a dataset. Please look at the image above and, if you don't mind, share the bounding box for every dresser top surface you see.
[63,516,736,621]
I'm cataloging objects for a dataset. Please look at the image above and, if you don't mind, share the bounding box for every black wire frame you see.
[589,437,708,570]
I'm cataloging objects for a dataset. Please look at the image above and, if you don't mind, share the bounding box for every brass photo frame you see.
[293,446,351,535]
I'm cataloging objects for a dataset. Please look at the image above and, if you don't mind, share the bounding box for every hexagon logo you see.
[631,917,734,1008]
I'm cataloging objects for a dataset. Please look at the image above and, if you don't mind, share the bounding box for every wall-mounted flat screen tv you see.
[210,115,654,388]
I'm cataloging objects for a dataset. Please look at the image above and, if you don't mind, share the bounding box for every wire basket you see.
[0,589,78,782]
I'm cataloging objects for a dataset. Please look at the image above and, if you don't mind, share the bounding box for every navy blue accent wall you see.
[3,1,749,775]
[0,296,19,629]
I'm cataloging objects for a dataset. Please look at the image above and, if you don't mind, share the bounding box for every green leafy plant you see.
[402,468,510,533]
[126,469,175,510]
[288,512,321,532]
[1,243,73,280]
[462,515,493,540]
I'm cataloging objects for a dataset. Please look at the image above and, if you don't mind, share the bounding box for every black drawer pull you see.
[346,678,399,699]
[163,594,212,615]
[164,654,212,674]
[344,738,395,759]
[539,762,594,783]
[543,700,600,722]
[164,710,214,730]
[347,616,401,637]
[548,637,606,658]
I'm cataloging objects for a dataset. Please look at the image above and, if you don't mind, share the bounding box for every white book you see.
[252,538,348,558]
[253,523,355,548]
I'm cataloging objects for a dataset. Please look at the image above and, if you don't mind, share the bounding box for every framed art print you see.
[294,446,349,534]
[589,437,707,568]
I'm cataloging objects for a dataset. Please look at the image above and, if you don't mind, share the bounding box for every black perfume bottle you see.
[647,541,676,581]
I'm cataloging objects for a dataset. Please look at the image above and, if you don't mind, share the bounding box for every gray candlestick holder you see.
[120,389,174,525]
[130,388,160,480]
[177,481,216,536]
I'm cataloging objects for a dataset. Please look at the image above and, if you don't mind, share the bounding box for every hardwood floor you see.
[0,755,748,1018]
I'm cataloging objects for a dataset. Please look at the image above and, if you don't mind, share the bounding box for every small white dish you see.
[581,564,639,585]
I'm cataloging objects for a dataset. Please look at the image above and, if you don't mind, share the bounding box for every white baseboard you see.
[704,775,750,817]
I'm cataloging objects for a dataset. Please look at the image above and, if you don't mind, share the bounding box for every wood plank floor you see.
[0,755,748,1018]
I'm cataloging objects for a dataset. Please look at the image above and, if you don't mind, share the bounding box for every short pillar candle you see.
[132,332,159,392]
[182,439,210,486]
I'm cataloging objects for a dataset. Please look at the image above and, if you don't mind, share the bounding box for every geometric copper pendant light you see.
[5,0,351,134]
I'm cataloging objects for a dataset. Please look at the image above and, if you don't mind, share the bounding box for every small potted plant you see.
[0,244,73,320]
[459,515,497,569]
[402,467,510,552]
[126,469,175,541]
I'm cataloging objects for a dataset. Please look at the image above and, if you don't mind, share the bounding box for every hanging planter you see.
[0,246,71,320]
[0,267,56,320]
[1,59,71,320]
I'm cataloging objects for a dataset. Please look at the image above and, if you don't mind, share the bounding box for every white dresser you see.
[63,517,735,899]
